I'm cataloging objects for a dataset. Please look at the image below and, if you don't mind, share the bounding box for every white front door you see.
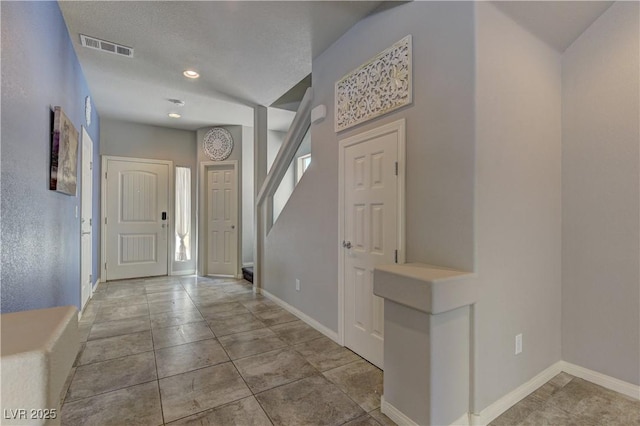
[207,165,238,276]
[341,123,402,369]
[80,127,93,310]
[105,158,170,280]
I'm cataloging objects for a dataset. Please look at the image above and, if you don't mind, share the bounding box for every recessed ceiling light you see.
[183,70,200,79]
[168,113,181,118]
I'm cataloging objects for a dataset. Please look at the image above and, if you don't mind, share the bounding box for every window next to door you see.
[175,166,191,261]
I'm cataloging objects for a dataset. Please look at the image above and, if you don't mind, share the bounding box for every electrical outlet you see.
[515,333,523,355]
[295,279,300,291]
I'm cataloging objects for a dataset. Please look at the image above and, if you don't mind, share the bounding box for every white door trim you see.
[337,118,406,346]
[80,126,93,313]
[198,160,241,278]
[101,155,174,281]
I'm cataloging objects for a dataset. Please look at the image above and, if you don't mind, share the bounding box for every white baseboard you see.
[242,262,254,267]
[470,361,564,426]
[470,360,640,426]
[381,396,419,426]
[451,413,471,426]
[259,288,339,343]
[558,361,640,400]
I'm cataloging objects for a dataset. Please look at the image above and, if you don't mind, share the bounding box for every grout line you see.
[148,297,166,426]
[63,378,159,405]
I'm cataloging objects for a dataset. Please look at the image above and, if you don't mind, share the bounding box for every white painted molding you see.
[260,289,339,343]
[558,361,640,400]
[380,396,419,426]
[242,262,254,267]
[470,360,640,426]
[470,361,564,426]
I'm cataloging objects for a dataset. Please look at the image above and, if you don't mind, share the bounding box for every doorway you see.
[200,161,240,277]
[80,127,93,311]
[338,119,406,369]
[102,156,172,281]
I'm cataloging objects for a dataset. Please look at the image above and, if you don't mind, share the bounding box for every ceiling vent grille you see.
[80,34,134,58]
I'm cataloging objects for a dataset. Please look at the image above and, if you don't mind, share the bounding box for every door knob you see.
[342,241,352,249]
[231,225,235,229]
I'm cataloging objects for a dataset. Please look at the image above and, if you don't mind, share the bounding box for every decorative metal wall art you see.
[203,127,234,161]
[335,35,412,132]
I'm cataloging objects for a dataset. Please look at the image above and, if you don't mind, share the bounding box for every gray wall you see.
[101,118,197,275]
[1,1,101,313]
[265,1,476,333]
[267,130,295,225]
[242,126,254,265]
[562,1,640,386]
[473,2,562,411]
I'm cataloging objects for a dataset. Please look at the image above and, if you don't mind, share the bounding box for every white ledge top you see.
[375,263,474,283]
[1,306,78,357]
[374,263,477,314]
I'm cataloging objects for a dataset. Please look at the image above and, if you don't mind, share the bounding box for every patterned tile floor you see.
[60,275,639,426]
[60,275,395,426]
[489,372,640,426]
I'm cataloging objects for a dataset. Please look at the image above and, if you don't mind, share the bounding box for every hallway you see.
[60,276,391,425]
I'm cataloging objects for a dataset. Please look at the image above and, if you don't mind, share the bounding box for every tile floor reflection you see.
[60,276,391,426]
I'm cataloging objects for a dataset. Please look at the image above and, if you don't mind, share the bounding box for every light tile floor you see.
[490,372,640,426]
[60,275,395,426]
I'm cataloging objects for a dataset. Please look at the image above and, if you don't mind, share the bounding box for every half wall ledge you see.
[374,263,476,426]
[1,306,80,425]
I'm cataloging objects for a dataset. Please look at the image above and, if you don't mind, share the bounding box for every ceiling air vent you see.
[80,34,134,58]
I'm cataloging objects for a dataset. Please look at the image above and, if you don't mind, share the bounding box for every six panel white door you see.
[207,166,238,276]
[105,159,169,280]
[343,131,398,369]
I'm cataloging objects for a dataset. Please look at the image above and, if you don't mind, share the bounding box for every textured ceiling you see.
[493,1,613,52]
[59,1,613,132]
[58,1,383,131]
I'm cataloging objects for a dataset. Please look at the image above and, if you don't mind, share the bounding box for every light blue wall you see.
[1,1,101,313]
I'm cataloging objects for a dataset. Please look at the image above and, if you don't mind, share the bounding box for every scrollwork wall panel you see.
[335,35,412,132]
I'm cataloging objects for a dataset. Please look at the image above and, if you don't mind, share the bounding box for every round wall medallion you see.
[203,127,233,161]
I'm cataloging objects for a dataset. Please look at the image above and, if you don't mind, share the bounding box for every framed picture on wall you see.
[50,106,79,195]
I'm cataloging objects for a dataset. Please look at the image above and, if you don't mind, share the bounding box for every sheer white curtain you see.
[175,167,191,261]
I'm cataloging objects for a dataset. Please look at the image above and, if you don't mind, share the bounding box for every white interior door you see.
[80,127,93,309]
[342,128,399,369]
[207,165,238,276]
[105,158,170,280]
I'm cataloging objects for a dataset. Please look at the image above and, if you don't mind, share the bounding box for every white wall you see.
[473,3,562,411]
[562,1,640,386]
[265,1,476,335]
[100,118,197,275]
